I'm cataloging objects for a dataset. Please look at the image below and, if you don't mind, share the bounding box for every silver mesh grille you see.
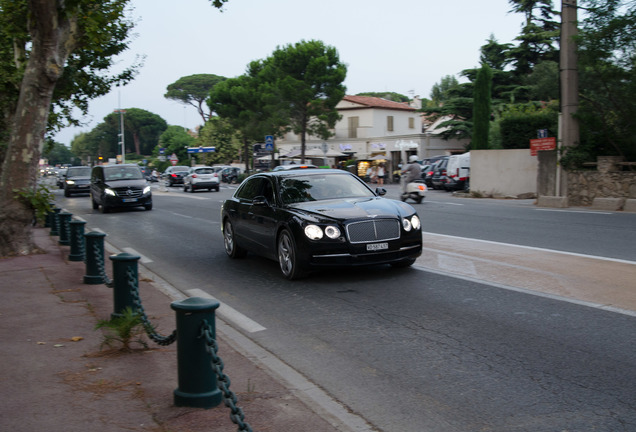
[346,219,400,243]
[113,187,143,198]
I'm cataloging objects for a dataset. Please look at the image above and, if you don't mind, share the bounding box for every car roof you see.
[255,168,352,179]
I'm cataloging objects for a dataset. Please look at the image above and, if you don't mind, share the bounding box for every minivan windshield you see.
[103,166,143,181]
[66,166,91,177]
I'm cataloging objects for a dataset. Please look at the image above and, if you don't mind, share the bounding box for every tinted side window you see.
[235,177,264,200]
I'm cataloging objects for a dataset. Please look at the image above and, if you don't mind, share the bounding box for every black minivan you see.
[90,164,152,213]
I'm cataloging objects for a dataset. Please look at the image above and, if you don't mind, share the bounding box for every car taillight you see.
[171,173,177,177]
[441,169,446,175]
[191,174,198,178]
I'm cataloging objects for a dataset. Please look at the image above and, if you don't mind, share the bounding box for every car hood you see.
[288,197,415,221]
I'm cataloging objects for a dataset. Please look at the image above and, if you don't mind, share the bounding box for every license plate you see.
[367,242,388,251]
[122,198,137,203]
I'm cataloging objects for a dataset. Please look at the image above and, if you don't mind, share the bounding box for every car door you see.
[244,178,278,250]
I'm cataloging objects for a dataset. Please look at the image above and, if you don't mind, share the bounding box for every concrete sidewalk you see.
[0,228,361,432]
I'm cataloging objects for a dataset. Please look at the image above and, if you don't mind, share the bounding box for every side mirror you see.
[375,187,387,196]
[252,196,269,206]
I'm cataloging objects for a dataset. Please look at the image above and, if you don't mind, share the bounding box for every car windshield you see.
[66,167,91,176]
[103,166,143,181]
[279,173,375,204]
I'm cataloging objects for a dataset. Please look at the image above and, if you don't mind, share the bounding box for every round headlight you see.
[304,224,323,240]
[411,215,421,230]
[324,225,341,239]
[402,218,412,231]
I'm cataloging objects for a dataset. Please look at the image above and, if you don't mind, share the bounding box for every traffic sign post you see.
[186,146,215,154]
[530,137,556,156]
[265,135,274,152]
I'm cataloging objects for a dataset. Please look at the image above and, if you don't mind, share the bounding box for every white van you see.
[445,152,470,191]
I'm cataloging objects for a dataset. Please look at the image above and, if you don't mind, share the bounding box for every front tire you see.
[278,230,304,280]
[223,219,247,258]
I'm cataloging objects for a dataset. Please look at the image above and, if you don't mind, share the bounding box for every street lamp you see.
[113,109,126,164]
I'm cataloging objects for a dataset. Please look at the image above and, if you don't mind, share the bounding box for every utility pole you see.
[559,0,579,197]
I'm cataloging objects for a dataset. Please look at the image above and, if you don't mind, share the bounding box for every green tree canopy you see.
[164,74,227,124]
[472,64,493,150]
[103,108,167,156]
[155,125,195,164]
[257,40,347,162]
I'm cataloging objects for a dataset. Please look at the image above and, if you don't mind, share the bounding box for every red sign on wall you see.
[530,137,556,156]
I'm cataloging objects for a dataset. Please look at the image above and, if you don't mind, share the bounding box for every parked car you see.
[430,156,449,190]
[90,164,152,213]
[221,167,242,184]
[162,165,190,186]
[220,169,422,280]
[63,166,92,197]
[183,166,220,192]
[444,152,470,191]
[420,164,434,186]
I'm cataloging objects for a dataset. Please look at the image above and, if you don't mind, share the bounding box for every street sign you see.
[265,135,274,151]
[530,137,556,155]
[537,129,548,138]
[186,146,215,153]
[169,153,178,166]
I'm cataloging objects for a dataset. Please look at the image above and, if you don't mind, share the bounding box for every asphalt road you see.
[53,180,636,432]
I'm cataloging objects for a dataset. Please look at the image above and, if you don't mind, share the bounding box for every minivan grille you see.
[346,219,400,243]
[113,187,143,198]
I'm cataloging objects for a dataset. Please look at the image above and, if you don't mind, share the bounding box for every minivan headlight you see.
[143,186,151,194]
[105,188,116,196]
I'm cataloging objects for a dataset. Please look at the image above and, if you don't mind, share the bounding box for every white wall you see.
[471,149,538,197]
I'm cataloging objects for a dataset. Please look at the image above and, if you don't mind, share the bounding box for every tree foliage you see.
[210,39,347,164]
[355,92,409,102]
[572,0,636,165]
[0,0,227,257]
[258,40,347,162]
[472,64,493,150]
[164,74,227,124]
[155,125,195,164]
[195,117,241,165]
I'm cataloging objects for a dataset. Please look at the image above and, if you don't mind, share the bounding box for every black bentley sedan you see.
[220,169,422,279]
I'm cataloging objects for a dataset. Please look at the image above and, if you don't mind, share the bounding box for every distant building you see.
[275,95,469,176]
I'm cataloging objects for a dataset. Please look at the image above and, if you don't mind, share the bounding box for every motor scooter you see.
[400,178,427,204]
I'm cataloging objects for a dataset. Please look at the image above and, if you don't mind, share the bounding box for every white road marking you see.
[186,288,267,333]
[423,231,636,265]
[122,247,153,264]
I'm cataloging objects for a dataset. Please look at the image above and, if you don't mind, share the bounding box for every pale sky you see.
[54,0,526,145]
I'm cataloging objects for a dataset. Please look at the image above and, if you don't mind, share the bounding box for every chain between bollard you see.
[126,267,177,346]
[91,241,113,287]
[200,319,253,432]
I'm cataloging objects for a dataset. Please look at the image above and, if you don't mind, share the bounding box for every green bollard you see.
[57,212,72,246]
[68,220,86,261]
[171,297,223,409]
[49,208,61,236]
[44,203,56,228]
[83,231,107,284]
[109,252,140,319]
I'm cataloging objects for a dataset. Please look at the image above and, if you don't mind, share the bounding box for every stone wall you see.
[567,157,636,206]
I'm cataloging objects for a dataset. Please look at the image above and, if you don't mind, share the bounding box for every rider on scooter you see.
[401,155,421,194]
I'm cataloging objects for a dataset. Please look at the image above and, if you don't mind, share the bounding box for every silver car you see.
[183,166,220,192]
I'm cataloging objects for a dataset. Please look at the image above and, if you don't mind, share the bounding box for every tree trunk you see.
[0,0,79,257]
